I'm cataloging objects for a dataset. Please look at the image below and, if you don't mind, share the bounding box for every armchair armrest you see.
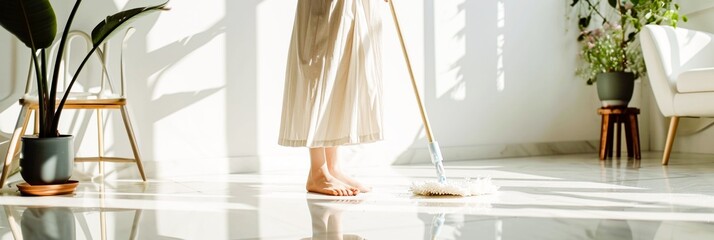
[676,67,714,93]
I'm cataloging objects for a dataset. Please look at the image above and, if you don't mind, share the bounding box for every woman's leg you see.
[325,147,372,192]
[307,147,359,196]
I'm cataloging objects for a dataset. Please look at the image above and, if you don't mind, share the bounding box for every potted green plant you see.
[0,0,169,185]
[571,0,685,107]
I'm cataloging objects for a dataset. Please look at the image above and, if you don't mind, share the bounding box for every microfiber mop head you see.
[410,178,499,197]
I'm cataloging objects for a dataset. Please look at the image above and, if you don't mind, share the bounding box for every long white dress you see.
[278,0,384,147]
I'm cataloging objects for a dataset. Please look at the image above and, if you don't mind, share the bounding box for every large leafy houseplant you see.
[571,0,686,84]
[0,0,169,138]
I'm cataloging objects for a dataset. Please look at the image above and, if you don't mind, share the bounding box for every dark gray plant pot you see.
[596,72,635,107]
[20,135,74,185]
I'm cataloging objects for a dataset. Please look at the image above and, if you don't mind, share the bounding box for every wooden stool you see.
[598,107,641,160]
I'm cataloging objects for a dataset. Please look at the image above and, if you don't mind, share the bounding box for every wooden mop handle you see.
[388,0,435,143]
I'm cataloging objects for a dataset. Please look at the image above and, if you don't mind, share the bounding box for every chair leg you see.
[662,116,679,165]
[97,109,105,178]
[1,105,31,188]
[33,108,39,135]
[120,106,147,181]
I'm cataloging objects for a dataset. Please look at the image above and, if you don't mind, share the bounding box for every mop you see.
[387,0,499,196]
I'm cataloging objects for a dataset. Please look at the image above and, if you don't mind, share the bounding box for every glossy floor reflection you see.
[1,152,714,239]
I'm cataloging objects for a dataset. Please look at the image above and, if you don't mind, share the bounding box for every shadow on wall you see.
[70,0,230,178]
[395,0,488,165]
[124,0,266,176]
[124,7,225,172]
[395,0,601,165]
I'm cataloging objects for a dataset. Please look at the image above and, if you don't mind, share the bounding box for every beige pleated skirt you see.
[278,0,384,147]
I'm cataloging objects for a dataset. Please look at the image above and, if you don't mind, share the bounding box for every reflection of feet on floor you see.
[306,171,359,196]
[331,171,372,193]
[303,198,365,240]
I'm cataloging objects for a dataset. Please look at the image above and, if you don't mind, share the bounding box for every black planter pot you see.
[596,72,635,108]
[20,135,74,185]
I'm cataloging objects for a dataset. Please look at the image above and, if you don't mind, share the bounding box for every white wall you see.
[1,0,607,177]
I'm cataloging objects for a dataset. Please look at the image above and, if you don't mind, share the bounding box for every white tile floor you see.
[1,152,714,239]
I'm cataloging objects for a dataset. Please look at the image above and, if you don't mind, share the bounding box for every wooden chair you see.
[0,28,146,187]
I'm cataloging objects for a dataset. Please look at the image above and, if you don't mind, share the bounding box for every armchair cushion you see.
[676,68,714,93]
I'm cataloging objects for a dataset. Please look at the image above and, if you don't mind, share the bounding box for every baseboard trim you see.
[393,140,599,165]
[72,156,262,180]
[68,141,600,179]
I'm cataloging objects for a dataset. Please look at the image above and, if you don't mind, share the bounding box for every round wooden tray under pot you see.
[17,180,79,196]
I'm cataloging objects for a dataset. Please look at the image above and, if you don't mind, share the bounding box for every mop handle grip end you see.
[428,141,443,164]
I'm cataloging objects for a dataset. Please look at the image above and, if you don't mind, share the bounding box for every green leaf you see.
[0,0,57,49]
[627,32,636,43]
[630,9,639,18]
[579,17,590,29]
[90,1,170,47]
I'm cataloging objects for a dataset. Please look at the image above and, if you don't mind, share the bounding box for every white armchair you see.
[640,25,714,165]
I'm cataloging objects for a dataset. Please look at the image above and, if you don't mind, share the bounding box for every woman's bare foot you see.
[306,171,360,196]
[323,147,372,193]
[330,171,372,193]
